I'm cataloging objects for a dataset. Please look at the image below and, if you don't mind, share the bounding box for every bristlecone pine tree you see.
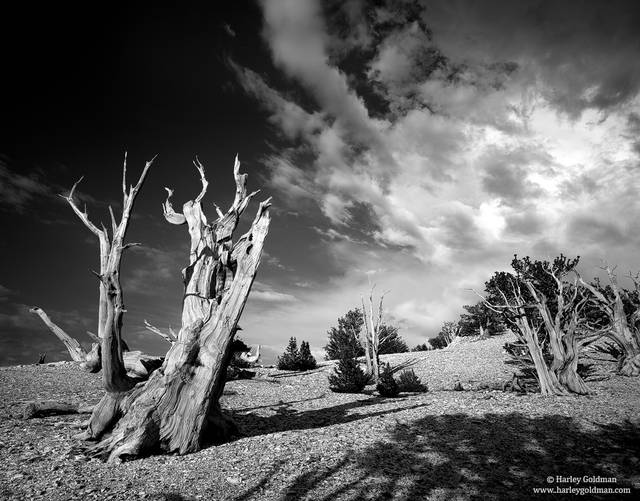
[579,267,640,376]
[43,154,271,461]
[483,255,605,395]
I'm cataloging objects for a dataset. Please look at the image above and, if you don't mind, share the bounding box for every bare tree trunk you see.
[515,314,569,396]
[30,305,162,377]
[362,291,384,381]
[80,156,270,461]
[580,269,640,376]
[29,307,87,362]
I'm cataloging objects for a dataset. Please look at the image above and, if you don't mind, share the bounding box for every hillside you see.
[1,333,639,500]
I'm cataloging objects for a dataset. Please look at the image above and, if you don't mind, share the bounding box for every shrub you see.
[297,340,317,371]
[324,309,365,360]
[328,357,370,393]
[397,369,428,393]
[412,343,430,352]
[325,309,410,359]
[429,335,448,350]
[277,337,318,371]
[378,325,409,354]
[277,337,299,370]
[376,363,399,397]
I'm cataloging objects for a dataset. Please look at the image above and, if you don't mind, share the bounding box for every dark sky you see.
[2,1,640,365]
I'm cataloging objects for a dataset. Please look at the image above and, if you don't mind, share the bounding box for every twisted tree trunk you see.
[81,156,270,461]
[580,270,640,376]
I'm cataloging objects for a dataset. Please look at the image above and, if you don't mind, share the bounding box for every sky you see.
[2,0,640,366]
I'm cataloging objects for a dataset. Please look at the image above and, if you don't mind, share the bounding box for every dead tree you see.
[76,156,271,461]
[30,155,164,378]
[30,307,87,363]
[361,289,385,381]
[440,321,460,347]
[580,267,640,376]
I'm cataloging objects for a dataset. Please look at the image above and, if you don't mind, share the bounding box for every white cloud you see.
[233,0,640,349]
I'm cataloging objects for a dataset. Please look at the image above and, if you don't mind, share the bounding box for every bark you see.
[480,271,593,396]
[82,156,270,461]
[515,313,569,396]
[580,269,640,376]
[523,279,591,395]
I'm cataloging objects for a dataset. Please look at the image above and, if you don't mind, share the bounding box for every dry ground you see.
[0,333,639,500]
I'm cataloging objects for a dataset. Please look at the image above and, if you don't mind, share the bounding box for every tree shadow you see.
[229,396,428,439]
[239,413,640,500]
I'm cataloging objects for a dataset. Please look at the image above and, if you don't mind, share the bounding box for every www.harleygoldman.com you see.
[532,476,633,496]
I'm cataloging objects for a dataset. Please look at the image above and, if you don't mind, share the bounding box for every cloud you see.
[231,0,640,350]
[423,0,640,118]
[250,281,298,304]
[0,158,51,212]
[125,245,184,296]
[251,290,298,303]
[230,62,324,141]
[259,0,391,162]
[0,284,14,302]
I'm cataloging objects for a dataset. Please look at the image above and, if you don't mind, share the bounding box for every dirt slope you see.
[1,333,638,500]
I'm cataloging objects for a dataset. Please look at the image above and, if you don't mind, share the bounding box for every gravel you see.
[1,333,639,500]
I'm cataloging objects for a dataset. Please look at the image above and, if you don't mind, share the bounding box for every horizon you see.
[2,0,640,366]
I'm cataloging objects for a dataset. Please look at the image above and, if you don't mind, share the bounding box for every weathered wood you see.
[478,265,597,396]
[580,268,640,376]
[82,155,271,462]
[144,320,177,344]
[361,289,385,381]
[29,307,87,362]
[29,306,163,377]
[22,400,94,419]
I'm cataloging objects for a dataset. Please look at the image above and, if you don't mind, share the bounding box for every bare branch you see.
[122,243,141,251]
[213,202,224,219]
[129,155,157,197]
[59,177,103,237]
[86,331,100,342]
[122,151,128,197]
[29,307,87,362]
[108,206,118,238]
[144,320,177,344]
[193,156,209,204]
[162,187,187,225]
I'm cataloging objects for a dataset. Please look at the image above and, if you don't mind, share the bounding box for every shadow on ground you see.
[230,396,428,438]
[235,412,640,500]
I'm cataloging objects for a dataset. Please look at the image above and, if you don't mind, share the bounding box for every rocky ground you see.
[0,333,639,500]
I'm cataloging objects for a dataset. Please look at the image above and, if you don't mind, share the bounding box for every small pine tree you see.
[328,357,370,393]
[324,308,365,360]
[378,325,409,354]
[297,341,317,371]
[376,363,399,397]
[277,337,299,370]
[397,369,428,393]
